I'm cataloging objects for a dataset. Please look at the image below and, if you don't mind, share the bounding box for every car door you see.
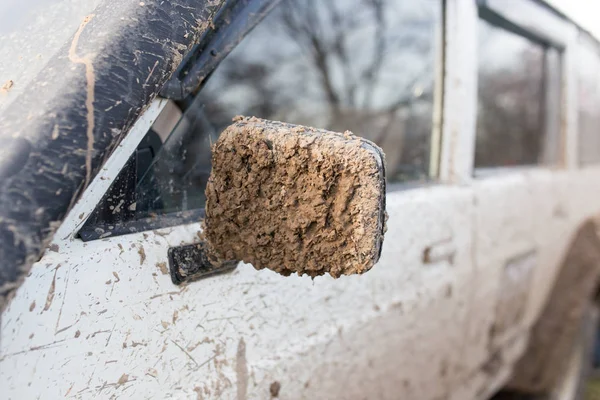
[1,1,478,399]
[465,2,575,393]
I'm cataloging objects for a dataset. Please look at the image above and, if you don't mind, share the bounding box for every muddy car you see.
[2,0,600,399]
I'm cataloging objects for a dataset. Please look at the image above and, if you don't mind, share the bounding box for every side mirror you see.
[203,117,386,278]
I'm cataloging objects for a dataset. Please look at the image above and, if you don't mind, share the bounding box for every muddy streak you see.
[138,245,146,265]
[269,381,281,397]
[156,262,169,275]
[43,268,58,311]
[68,14,96,188]
[236,338,248,400]
[204,117,386,278]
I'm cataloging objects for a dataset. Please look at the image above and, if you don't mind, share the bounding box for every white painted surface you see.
[439,0,478,184]
[0,184,475,399]
[2,0,600,399]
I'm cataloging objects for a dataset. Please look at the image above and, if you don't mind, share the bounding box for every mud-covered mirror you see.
[202,117,387,278]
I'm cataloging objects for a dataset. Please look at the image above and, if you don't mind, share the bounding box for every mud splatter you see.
[43,269,58,311]
[117,373,129,386]
[1,79,13,93]
[51,125,60,140]
[270,381,281,397]
[68,14,96,188]
[156,262,169,275]
[138,245,146,265]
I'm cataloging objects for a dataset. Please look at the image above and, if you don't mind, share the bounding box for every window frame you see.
[576,31,600,167]
[79,0,447,240]
[472,0,567,176]
[77,1,274,241]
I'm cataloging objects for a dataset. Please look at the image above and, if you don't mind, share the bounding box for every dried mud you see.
[203,117,386,278]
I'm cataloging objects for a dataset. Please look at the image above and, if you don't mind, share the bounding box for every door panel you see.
[467,0,570,378]
[0,178,474,399]
[469,175,535,367]
[526,170,575,327]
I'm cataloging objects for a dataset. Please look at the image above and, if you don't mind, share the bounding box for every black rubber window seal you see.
[160,0,281,100]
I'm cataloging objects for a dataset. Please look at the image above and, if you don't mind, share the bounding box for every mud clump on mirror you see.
[203,117,386,278]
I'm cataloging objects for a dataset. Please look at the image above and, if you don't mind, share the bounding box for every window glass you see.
[475,19,560,169]
[195,0,441,184]
[82,0,441,238]
[578,41,600,165]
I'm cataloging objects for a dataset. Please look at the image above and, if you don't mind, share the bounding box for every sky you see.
[548,0,600,39]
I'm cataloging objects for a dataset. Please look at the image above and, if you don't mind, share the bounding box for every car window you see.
[80,0,442,239]
[475,18,561,169]
[578,40,600,166]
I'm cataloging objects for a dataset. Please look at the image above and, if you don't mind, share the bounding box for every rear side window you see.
[475,18,561,170]
[80,0,443,239]
[578,40,600,166]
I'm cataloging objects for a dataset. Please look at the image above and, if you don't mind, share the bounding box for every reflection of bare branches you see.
[361,0,385,108]
[197,0,439,182]
[476,47,545,166]
[375,91,432,145]
[278,0,434,126]
[280,1,341,115]
[322,0,357,104]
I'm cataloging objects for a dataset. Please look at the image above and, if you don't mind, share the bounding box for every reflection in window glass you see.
[196,0,441,185]
[578,42,600,165]
[475,19,559,169]
[84,0,441,234]
[145,0,441,213]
